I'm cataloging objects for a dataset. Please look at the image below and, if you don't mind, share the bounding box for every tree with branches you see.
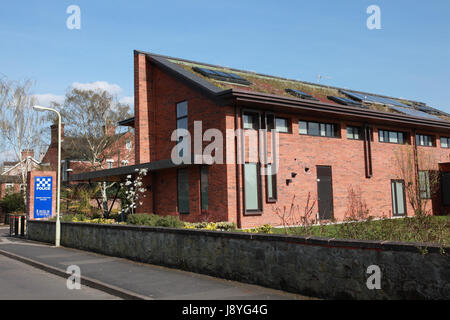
[0,78,46,204]
[53,87,132,217]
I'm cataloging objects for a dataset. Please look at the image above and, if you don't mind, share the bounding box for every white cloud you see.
[33,93,65,106]
[119,96,134,106]
[72,81,123,96]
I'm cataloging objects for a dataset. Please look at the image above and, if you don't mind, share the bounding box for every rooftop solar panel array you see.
[285,89,319,101]
[192,67,251,85]
[389,106,443,120]
[340,90,410,108]
[327,96,365,108]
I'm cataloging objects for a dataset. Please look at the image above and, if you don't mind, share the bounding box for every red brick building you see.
[41,122,135,181]
[71,50,450,228]
[0,150,41,199]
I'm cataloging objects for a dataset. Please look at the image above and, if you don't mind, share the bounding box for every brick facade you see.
[134,52,450,228]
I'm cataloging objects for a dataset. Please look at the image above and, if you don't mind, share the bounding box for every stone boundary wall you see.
[27,220,450,299]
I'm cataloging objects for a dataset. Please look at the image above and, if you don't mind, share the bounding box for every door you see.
[317,166,334,220]
[391,180,406,216]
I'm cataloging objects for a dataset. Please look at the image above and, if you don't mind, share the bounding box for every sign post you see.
[33,176,53,219]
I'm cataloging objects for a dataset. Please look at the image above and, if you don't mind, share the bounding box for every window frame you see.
[440,136,450,149]
[275,117,290,133]
[177,168,190,214]
[298,120,340,138]
[378,129,407,145]
[176,101,189,158]
[391,179,407,216]
[265,163,277,203]
[418,170,431,199]
[346,126,363,140]
[200,166,209,212]
[243,162,263,214]
[416,134,435,147]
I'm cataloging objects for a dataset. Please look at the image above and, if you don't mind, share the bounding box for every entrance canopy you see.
[68,158,195,183]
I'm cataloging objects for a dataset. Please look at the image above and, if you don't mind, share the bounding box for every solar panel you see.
[192,67,252,85]
[390,106,443,120]
[285,89,318,101]
[327,96,364,107]
[340,90,410,108]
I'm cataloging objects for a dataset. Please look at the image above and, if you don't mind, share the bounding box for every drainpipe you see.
[412,129,420,215]
[234,103,242,229]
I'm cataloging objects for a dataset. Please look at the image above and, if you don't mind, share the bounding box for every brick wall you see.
[134,52,450,228]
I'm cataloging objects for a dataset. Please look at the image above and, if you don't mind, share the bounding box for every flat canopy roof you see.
[68,159,196,183]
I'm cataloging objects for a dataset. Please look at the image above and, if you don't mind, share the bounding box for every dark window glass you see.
[275,118,289,133]
[266,114,275,130]
[298,121,338,137]
[416,134,434,147]
[243,113,259,130]
[419,171,431,199]
[347,126,362,140]
[441,137,450,149]
[391,180,406,216]
[200,166,208,211]
[177,169,189,214]
[379,130,406,144]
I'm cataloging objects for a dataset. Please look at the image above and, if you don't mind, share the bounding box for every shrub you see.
[126,214,184,228]
[242,224,273,234]
[0,193,25,213]
[184,221,236,231]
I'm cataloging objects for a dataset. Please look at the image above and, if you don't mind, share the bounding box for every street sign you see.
[34,176,53,219]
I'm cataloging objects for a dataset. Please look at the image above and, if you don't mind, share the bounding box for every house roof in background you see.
[136,50,450,123]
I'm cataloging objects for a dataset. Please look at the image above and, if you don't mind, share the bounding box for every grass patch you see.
[271,216,450,246]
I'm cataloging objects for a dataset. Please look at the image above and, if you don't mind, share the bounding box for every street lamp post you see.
[33,105,61,247]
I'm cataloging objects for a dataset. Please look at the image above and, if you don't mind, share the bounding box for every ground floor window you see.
[244,163,261,212]
[177,168,189,214]
[391,180,406,216]
[418,171,431,199]
[266,163,277,202]
[200,166,208,211]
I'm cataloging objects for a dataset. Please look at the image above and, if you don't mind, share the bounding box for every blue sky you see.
[0,0,449,113]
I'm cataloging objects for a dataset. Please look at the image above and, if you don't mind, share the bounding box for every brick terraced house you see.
[70,50,450,228]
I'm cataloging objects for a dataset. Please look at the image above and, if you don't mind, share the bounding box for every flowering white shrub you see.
[120,168,148,216]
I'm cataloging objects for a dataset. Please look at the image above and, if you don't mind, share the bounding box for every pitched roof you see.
[136,50,450,124]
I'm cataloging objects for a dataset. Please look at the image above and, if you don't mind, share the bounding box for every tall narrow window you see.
[440,137,449,149]
[266,164,277,202]
[176,101,188,158]
[244,163,261,212]
[177,168,189,214]
[200,166,208,211]
[391,180,406,216]
[418,171,431,199]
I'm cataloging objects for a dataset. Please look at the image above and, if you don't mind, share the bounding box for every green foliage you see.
[274,216,450,247]
[0,193,25,213]
[126,214,184,228]
[242,224,273,234]
[184,221,236,231]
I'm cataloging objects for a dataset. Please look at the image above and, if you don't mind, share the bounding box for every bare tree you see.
[55,87,132,217]
[0,78,45,203]
[394,145,440,216]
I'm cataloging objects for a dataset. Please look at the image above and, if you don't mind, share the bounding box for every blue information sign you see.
[34,176,53,219]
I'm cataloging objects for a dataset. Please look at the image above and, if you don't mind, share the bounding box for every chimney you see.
[21,149,34,159]
[50,123,65,145]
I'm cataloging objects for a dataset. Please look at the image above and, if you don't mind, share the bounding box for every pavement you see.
[0,226,313,300]
[0,254,120,300]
